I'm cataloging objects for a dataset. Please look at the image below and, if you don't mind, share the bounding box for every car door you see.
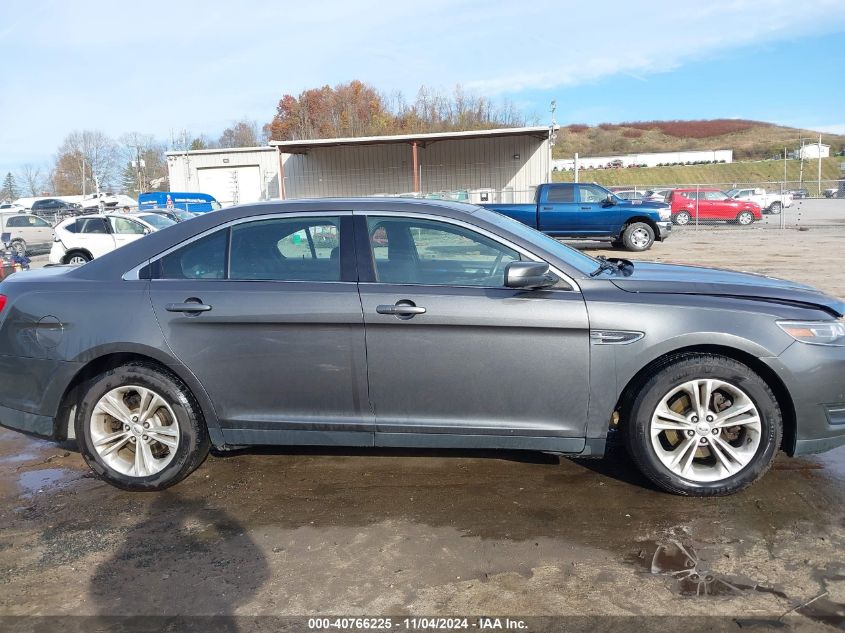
[355,212,590,451]
[73,217,116,257]
[108,216,149,249]
[575,183,620,234]
[148,212,372,445]
[536,185,582,235]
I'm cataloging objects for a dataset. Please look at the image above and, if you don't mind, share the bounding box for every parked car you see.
[3,198,843,496]
[481,182,672,252]
[0,203,25,212]
[613,190,647,201]
[642,188,674,202]
[138,191,221,214]
[0,212,55,255]
[49,213,161,265]
[31,198,82,220]
[81,192,121,211]
[129,212,178,231]
[726,188,792,214]
[143,208,196,223]
[668,189,763,225]
[823,188,838,199]
[789,188,810,199]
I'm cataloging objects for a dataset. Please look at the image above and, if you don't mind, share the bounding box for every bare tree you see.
[219,120,261,148]
[53,130,121,195]
[18,164,45,196]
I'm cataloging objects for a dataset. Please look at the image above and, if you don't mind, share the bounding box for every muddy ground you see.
[1,227,845,629]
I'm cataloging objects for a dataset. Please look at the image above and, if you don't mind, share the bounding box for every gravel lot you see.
[2,226,845,628]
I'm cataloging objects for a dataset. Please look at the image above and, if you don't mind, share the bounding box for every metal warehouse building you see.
[272,126,553,204]
[166,146,282,207]
[165,127,553,206]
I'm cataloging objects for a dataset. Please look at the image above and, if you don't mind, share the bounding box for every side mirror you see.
[505,261,557,289]
[143,228,151,235]
[605,193,616,205]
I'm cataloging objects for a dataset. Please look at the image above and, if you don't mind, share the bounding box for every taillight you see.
[0,295,6,312]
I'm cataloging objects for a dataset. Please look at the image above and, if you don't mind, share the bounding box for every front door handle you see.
[541,206,553,211]
[580,206,591,210]
[376,302,426,317]
[165,301,212,314]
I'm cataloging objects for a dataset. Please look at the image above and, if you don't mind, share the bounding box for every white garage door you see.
[197,166,262,206]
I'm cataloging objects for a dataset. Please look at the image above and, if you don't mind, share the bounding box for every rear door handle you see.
[376,303,426,317]
[165,301,212,314]
[541,206,554,211]
[580,206,591,210]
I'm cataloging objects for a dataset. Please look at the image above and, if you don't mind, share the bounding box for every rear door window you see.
[78,218,109,234]
[545,187,575,203]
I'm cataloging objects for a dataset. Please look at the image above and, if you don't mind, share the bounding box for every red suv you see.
[668,189,762,226]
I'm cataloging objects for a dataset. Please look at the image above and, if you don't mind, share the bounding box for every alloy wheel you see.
[89,385,180,477]
[649,378,762,483]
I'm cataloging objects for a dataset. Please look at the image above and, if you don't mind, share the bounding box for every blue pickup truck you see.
[481,182,672,251]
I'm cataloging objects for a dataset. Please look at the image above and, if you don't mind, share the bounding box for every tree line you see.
[1,81,526,201]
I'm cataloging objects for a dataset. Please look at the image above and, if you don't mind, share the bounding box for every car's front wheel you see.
[623,354,782,496]
[768,201,782,214]
[737,210,755,225]
[75,363,210,491]
[621,222,655,251]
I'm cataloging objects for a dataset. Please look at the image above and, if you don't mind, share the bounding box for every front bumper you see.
[656,221,672,241]
[764,342,845,455]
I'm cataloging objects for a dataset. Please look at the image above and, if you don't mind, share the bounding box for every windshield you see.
[138,214,176,229]
[474,207,598,275]
[726,189,740,198]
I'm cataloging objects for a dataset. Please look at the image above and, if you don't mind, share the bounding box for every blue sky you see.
[1,0,844,176]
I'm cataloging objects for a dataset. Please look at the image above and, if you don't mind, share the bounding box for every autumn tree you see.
[1,172,19,201]
[219,120,263,148]
[267,81,525,141]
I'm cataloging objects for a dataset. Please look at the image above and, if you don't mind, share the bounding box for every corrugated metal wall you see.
[283,135,549,203]
[167,149,281,204]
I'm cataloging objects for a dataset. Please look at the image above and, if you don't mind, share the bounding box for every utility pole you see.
[547,100,558,184]
[818,133,823,197]
[574,153,579,183]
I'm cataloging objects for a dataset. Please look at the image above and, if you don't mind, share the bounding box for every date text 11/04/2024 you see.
[307,617,529,630]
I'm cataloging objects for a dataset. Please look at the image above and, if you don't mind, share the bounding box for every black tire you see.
[672,211,691,226]
[736,210,755,225]
[621,222,655,251]
[10,239,26,256]
[63,251,91,265]
[622,353,782,496]
[768,201,782,214]
[75,362,210,491]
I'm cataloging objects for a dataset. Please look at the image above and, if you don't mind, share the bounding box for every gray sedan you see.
[0,199,843,495]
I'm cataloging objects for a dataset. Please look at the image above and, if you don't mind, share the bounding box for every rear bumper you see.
[656,221,672,241]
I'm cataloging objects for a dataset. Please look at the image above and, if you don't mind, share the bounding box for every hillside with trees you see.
[554,120,845,161]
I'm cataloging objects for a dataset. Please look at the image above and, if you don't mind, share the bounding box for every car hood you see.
[610,261,845,316]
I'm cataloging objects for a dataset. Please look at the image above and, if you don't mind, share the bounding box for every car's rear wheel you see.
[64,251,91,265]
[768,201,782,214]
[737,210,755,225]
[75,363,210,491]
[672,211,691,226]
[623,354,781,496]
[10,239,26,256]
[622,222,654,251]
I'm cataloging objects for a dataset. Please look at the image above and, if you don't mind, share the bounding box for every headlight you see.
[777,319,845,346]
[658,208,671,221]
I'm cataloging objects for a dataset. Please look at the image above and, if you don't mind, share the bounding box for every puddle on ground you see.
[628,540,787,598]
[17,468,76,497]
[629,541,845,629]
[0,451,40,465]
